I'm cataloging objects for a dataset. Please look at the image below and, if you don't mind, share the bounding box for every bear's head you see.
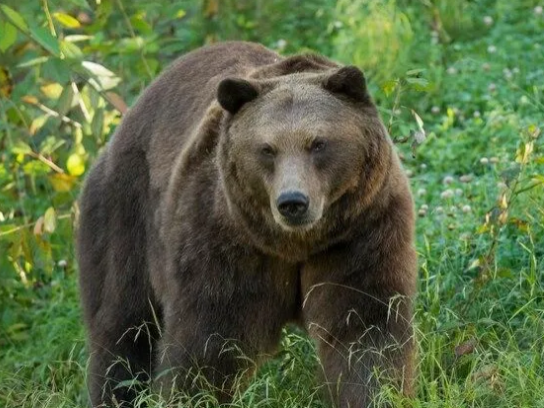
[216,61,393,260]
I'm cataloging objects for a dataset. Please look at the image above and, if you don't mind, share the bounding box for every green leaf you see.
[42,57,71,83]
[30,27,60,56]
[40,136,66,156]
[130,15,152,35]
[53,12,81,28]
[56,84,74,117]
[17,56,49,68]
[0,5,28,32]
[91,108,104,138]
[60,39,83,59]
[405,76,430,91]
[500,165,521,187]
[11,141,32,155]
[406,68,425,76]
[0,22,17,52]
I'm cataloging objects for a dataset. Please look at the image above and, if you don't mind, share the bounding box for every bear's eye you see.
[260,144,276,158]
[310,139,327,153]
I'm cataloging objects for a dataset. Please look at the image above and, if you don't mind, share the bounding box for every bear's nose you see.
[276,191,309,220]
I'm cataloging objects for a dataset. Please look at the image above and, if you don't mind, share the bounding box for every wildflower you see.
[414,130,426,144]
[421,204,429,211]
[483,16,493,25]
[447,67,457,75]
[490,157,499,164]
[473,111,481,118]
[460,174,473,183]
[431,106,440,114]
[535,6,543,15]
[482,63,491,71]
[455,189,463,196]
[462,205,472,213]
[417,188,427,197]
[435,206,444,214]
[488,83,497,92]
[420,163,428,170]
[480,157,489,164]
[58,260,68,268]
[418,209,427,217]
[276,39,287,49]
[487,45,497,53]
[441,189,454,199]
[443,175,454,185]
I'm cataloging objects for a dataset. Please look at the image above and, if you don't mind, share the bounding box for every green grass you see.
[1,0,543,407]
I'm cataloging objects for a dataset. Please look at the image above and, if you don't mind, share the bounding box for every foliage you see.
[333,0,414,82]
[1,0,543,407]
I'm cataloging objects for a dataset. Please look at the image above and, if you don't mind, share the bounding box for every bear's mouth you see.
[281,215,313,228]
[272,210,322,232]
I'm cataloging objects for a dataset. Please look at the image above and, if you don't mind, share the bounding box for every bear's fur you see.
[77,41,417,408]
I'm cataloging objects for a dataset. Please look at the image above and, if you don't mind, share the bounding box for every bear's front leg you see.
[302,243,416,408]
[154,252,300,403]
[156,310,253,403]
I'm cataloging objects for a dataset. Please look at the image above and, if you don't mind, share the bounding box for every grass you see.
[0,0,543,407]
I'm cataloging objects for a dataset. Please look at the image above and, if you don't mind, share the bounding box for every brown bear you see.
[77,41,417,408]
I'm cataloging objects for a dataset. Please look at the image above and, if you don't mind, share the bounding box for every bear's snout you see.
[276,191,309,223]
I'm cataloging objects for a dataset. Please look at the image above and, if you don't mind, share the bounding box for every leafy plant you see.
[0,1,543,407]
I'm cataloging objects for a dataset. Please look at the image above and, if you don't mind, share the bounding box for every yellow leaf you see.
[34,216,44,236]
[516,141,534,164]
[40,82,63,99]
[30,115,48,135]
[0,66,13,98]
[66,153,85,176]
[498,193,508,210]
[49,173,77,192]
[21,95,38,104]
[53,12,81,28]
[44,207,57,233]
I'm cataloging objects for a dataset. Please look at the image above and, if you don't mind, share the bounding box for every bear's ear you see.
[323,66,370,103]
[217,78,259,115]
